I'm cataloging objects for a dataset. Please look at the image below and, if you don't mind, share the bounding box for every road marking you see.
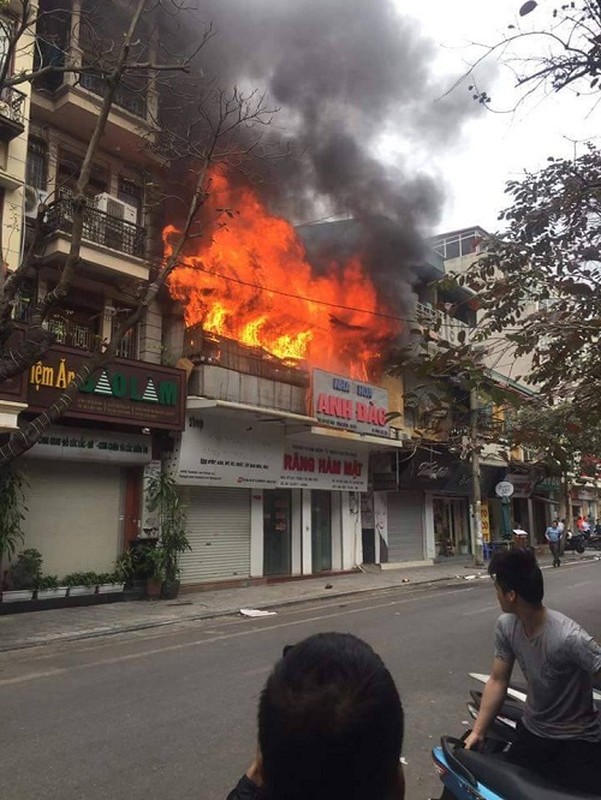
[462,604,498,616]
[569,581,593,589]
[0,587,468,687]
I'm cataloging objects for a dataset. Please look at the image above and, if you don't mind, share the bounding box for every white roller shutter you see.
[180,487,251,583]
[20,461,123,576]
[387,490,425,562]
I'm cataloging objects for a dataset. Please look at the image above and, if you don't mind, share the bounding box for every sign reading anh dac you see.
[26,345,186,430]
[312,369,389,437]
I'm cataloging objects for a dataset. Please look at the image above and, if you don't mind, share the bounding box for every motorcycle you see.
[563,531,587,554]
[431,675,601,799]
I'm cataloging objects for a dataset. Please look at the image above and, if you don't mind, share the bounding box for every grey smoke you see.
[165,0,487,313]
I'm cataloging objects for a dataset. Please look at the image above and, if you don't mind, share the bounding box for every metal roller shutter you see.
[387,490,424,562]
[20,461,123,576]
[180,487,251,583]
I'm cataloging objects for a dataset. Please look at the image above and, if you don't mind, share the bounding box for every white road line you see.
[0,587,468,687]
[569,581,593,589]
[462,604,499,616]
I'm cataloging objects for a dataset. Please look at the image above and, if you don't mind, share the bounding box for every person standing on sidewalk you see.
[545,519,562,567]
[465,549,601,795]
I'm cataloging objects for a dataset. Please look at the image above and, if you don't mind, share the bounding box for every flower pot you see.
[146,578,162,599]
[97,583,125,595]
[2,589,34,602]
[67,585,97,597]
[160,579,181,600]
[459,543,469,555]
[36,587,68,600]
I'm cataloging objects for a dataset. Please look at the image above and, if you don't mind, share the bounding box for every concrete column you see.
[341,491,359,570]
[138,300,162,363]
[291,489,302,575]
[331,492,343,571]
[424,492,435,559]
[301,489,312,574]
[250,490,264,577]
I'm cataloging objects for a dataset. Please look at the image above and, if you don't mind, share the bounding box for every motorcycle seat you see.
[456,749,599,800]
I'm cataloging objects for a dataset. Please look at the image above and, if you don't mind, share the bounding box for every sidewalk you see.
[0,553,596,653]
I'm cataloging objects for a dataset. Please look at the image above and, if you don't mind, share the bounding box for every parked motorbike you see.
[563,531,587,554]
[431,674,601,799]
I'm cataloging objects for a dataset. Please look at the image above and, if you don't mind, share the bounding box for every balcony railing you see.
[45,199,146,259]
[415,302,471,347]
[79,71,147,119]
[0,86,26,140]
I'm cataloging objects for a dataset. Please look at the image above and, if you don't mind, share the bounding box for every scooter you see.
[431,675,601,799]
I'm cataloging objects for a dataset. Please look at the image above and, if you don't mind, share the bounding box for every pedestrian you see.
[545,519,562,567]
[465,549,601,794]
[226,632,405,800]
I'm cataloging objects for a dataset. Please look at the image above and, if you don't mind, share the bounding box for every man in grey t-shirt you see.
[465,548,601,794]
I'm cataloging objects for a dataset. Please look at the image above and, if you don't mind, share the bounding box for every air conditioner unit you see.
[94,192,138,224]
[24,186,49,219]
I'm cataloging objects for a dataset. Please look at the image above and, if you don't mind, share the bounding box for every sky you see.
[394,0,601,235]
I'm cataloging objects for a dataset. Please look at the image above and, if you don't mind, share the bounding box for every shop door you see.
[311,490,332,572]
[264,489,292,576]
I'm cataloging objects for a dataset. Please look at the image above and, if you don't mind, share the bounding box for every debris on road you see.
[239,608,277,618]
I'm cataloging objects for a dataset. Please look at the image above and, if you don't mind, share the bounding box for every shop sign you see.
[505,473,534,498]
[28,426,152,464]
[174,413,368,491]
[175,413,280,488]
[26,344,186,430]
[481,502,491,543]
[495,481,515,498]
[280,442,367,491]
[399,447,459,491]
[311,369,390,437]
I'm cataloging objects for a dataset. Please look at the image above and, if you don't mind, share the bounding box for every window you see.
[0,17,14,77]
[445,238,460,259]
[118,177,143,223]
[26,139,48,190]
[110,305,138,360]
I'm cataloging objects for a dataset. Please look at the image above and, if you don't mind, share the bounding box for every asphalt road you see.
[1,559,600,800]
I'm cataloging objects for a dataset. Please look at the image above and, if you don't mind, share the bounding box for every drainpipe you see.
[470,388,484,566]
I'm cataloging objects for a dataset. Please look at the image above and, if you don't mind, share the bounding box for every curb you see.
[1,556,597,654]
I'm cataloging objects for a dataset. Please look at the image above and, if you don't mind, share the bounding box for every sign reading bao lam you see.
[312,368,390,437]
[27,345,186,430]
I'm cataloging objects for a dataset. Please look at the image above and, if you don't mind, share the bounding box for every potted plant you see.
[63,572,99,597]
[459,538,469,556]
[2,548,42,602]
[96,572,125,594]
[35,574,68,600]
[145,471,191,600]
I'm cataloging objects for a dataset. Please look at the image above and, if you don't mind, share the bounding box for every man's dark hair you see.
[258,632,404,800]
[489,548,544,606]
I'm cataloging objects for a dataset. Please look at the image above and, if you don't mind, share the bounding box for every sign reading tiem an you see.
[26,345,186,430]
[312,369,390,437]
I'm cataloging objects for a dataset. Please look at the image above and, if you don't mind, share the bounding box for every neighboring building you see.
[0,0,186,578]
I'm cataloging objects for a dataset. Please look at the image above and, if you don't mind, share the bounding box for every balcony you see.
[415,302,472,347]
[45,199,146,259]
[0,86,26,142]
[79,72,147,119]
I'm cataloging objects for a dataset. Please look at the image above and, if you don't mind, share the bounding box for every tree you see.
[457,1,601,110]
[0,0,275,464]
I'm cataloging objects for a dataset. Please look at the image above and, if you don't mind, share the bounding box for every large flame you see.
[166,171,399,378]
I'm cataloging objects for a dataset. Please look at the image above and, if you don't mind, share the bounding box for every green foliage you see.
[146,471,191,583]
[9,549,43,590]
[0,465,28,565]
[62,571,99,588]
[36,575,60,590]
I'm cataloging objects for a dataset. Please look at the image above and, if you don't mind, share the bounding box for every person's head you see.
[551,520,558,527]
[258,632,404,800]
[489,548,544,612]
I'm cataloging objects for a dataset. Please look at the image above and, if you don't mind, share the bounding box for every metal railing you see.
[79,71,147,119]
[415,302,471,346]
[45,199,146,259]
[0,86,26,128]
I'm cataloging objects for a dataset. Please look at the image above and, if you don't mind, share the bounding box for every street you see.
[1,559,600,800]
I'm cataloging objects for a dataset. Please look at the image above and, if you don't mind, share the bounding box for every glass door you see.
[263,489,292,576]
[311,491,332,572]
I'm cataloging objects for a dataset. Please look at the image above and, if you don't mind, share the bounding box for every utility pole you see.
[470,387,484,566]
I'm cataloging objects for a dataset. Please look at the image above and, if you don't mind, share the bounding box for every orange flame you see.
[166,171,399,378]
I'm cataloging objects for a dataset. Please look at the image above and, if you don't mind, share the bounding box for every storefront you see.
[12,345,186,578]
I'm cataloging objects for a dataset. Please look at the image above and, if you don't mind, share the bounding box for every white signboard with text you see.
[280,441,368,491]
[312,369,390,437]
[175,412,368,491]
[175,413,281,488]
[28,427,151,464]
